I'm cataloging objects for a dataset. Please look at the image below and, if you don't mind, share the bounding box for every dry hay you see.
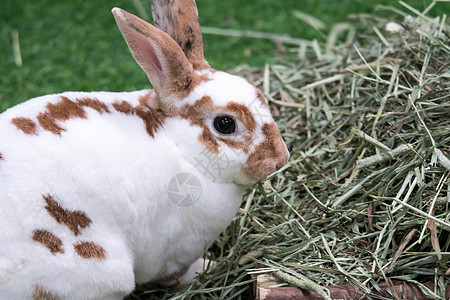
[130,2,450,299]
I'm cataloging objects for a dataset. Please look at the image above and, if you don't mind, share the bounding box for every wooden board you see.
[255,274,450,300]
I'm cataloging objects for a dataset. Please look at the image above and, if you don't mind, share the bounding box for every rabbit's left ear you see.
[151,0,210,71]
[112,7,196,99]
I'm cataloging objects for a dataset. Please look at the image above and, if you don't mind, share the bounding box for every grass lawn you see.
[1,0,447,111]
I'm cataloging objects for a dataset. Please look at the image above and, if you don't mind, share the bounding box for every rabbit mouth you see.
[240,122,290,184]
[241,159,287,184]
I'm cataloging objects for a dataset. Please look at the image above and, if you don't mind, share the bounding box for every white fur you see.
[0,90,245,299]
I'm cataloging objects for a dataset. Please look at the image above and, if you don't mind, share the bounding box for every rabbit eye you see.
[213,115,236,134]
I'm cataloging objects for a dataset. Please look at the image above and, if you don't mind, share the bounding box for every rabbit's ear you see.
[151,0,209,71]
[112,8,196,99]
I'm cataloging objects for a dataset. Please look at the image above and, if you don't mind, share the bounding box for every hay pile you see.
[130,2,450,299]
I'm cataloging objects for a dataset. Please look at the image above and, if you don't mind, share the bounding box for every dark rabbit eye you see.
[213,115,236,134]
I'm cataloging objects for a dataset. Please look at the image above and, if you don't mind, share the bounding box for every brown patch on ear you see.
[112,97,166,138]
[151,0,210,70]
[32,230,64,255]
[11,117,38,135]
[32,285,60,300]
[74,241,106,260]
[113,8,201,100]
[76,97,111,114]
[43,195,92,236]
[242,123,289,180]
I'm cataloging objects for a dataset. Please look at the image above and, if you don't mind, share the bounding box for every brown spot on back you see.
[112,101,134,115]
[74,241,106,260]
[37,96,87,135]
[46,96,87,121]
[112,95,166,138]
[242,122,289,180]
[11,117,38,135]
[37,112,65,135]
[32,230,64,255]
[77,97,111,114]
[32,285,60,300]
[43,195,91,236]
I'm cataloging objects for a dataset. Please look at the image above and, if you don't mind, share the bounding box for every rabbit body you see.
[0,1,290,298]
[0,89,244,299]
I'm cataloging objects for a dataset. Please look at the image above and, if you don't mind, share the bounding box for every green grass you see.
[1,0,448,111]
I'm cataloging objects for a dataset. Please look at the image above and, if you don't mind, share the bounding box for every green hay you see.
[130,2,450,299]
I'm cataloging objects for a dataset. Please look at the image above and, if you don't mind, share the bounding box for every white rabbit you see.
[0,0,289,299]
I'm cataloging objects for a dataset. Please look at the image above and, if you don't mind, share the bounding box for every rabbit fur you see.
[0,1,289,299]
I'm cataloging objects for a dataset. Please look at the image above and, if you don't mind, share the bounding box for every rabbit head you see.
[112,2,289,186]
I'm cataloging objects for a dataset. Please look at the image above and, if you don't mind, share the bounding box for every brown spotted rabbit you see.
[0,1,289,299]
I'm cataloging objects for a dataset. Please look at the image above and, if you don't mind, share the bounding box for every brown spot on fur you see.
[11,117,38,135]
[112,101,134,115]
[74,241,106,260]
[242,123,289,180]
[46,96,87,121]
[77,97,111,114]
[256,90,267,106]
[177,96,255,154]
[217,138,251,154]
[112,95,166,138]
[32,285,60,300]
[178,96,219,152]
[0,153,3,160]
[179,96,214,121]
[150,0,209,70]
[115,8,204,100]
[43,195,91,236]
[200,129,219,153]
[32,230,64,255]
[37,112,65,135]
[37,96,87,135]
[225,102,256,132]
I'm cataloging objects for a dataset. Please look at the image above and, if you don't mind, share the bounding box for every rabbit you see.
[0,0,290,299]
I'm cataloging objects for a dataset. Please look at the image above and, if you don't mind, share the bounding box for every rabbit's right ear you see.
[151,0,209,71]
[112,8,196,99]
